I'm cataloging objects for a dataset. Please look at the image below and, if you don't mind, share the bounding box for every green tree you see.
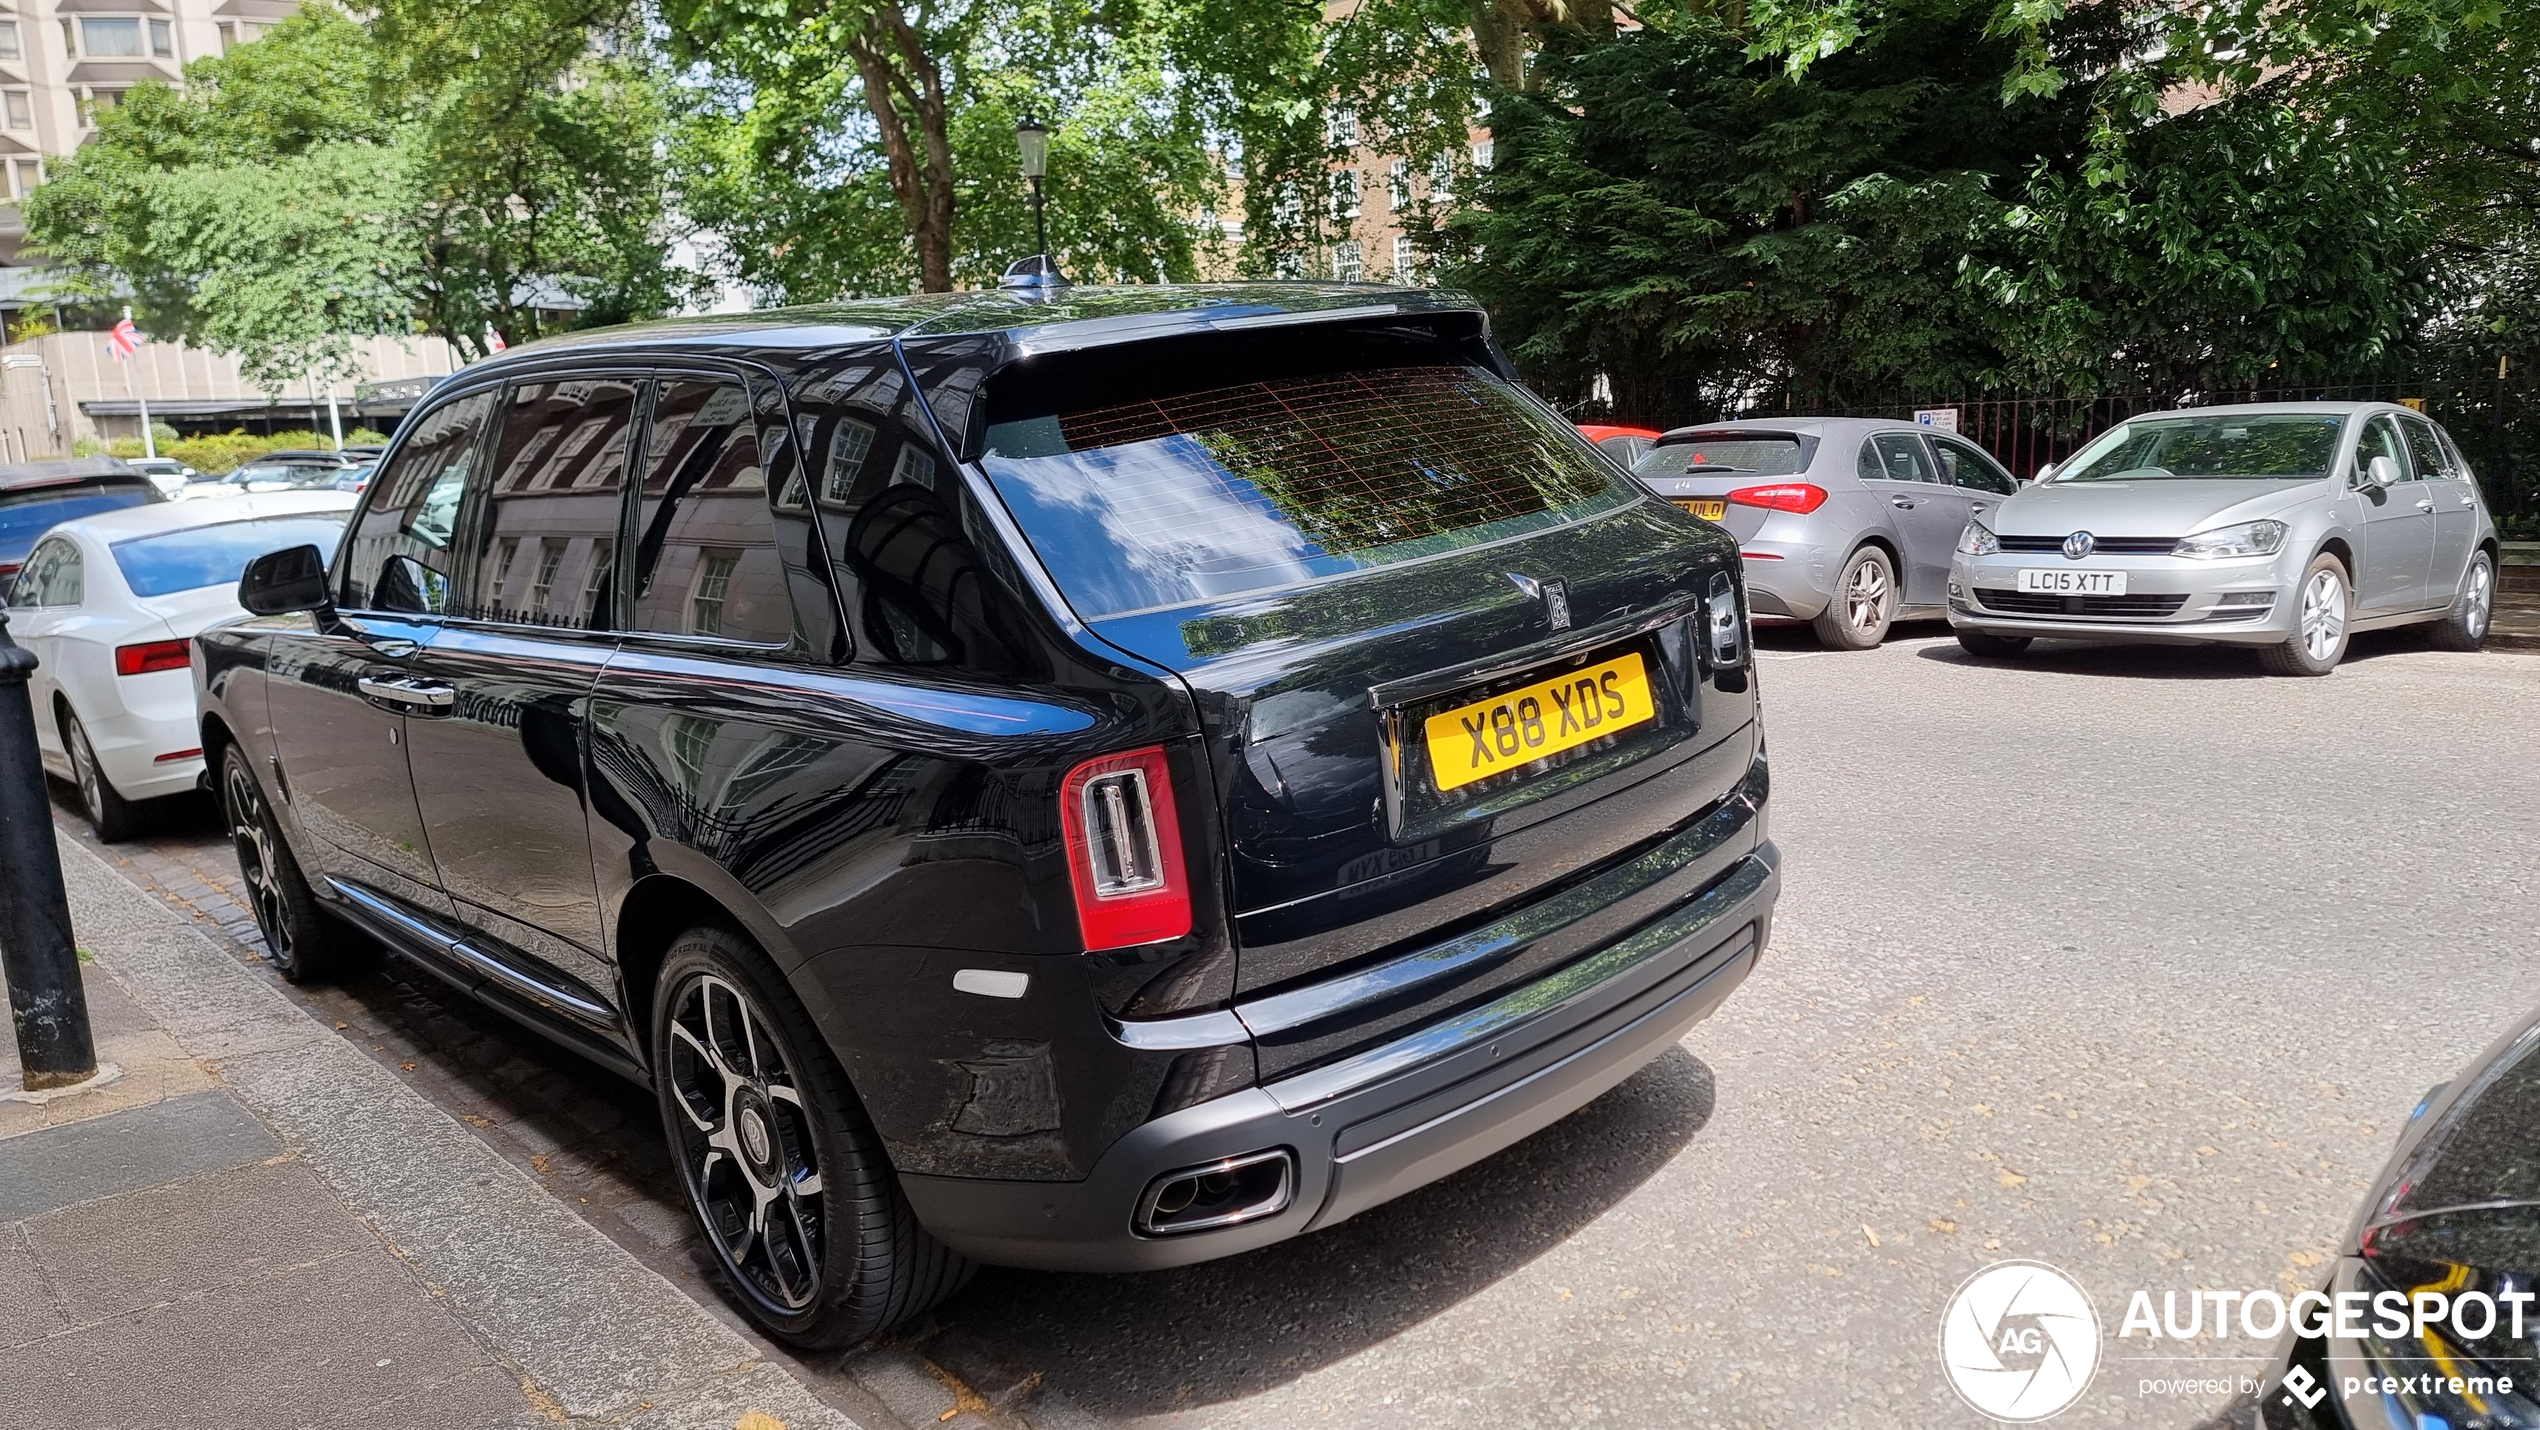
[25,1,694,382]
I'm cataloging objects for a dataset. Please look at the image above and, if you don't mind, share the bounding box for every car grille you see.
[1997,535,2178,554]
[1973,589,2190,618]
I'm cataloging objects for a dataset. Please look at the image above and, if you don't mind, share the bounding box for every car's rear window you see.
[232,463,345,489]
[110,514,350,597]
[979,363,1629,618]
[1635,437,1805,479]
[0,486,156,561]
[2054,414,2344,481]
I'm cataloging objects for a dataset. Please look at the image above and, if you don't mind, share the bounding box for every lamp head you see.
[1016,115,1050,180]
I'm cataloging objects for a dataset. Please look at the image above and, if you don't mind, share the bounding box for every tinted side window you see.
[2399,415,2457,480]
[341,390,496,611]
[469,377,639,629]
[630,377,789,645]
[1934,436,2018,494]
[1865,433,1938,483]
[2355,415,2413,482]
[800,352,1036,674]
[13,537,79,606]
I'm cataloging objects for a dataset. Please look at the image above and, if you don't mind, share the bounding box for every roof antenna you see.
[1000,254,1071,292]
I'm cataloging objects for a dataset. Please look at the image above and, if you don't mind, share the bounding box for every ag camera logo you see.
[1940,1260,2103,1421]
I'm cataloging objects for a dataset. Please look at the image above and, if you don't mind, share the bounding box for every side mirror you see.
[2035,461,2058,483]
[2361,454,2403,490]
[373,554,448,615]
[238,544,332,617]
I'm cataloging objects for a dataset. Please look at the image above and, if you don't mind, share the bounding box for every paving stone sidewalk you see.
[0,832,861,1430]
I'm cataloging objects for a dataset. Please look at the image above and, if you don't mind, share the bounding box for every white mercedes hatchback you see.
[5,491,355,837]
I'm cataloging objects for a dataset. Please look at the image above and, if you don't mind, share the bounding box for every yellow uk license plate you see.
[1675,498,1727,521]
[1423,652,1657,793]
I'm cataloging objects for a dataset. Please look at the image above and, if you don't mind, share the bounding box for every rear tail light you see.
[115,638,192,676]
[1060,746,1192,950]
[1726,483,1829,514]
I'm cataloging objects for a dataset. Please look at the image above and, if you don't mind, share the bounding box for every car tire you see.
[654,925,973,1349]
[2257,554,2351,676]
[2428,550,2495,652]
[61,709,139,842]
[1954,630,2033,659]
[1812,545,1897,650]
[220,744,353,982]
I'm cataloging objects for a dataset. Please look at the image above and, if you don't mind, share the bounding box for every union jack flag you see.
[107,315,141,359]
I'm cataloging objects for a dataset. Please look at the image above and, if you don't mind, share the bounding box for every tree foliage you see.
[24,1,694,386]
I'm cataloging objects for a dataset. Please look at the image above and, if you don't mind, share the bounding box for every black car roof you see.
[0,457,150,494]
[468,283,1485,373]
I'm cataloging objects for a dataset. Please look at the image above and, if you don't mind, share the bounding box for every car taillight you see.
[1060,746,1192,951]
[1726,483,1829,514]
[115,639,192,676]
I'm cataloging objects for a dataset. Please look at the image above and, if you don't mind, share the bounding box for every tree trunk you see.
[846,1,955,292]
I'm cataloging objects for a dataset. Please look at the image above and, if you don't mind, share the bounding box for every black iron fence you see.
[1546,367,2540,536]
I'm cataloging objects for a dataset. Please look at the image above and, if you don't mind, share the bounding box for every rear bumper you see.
[899,840,1777,1271]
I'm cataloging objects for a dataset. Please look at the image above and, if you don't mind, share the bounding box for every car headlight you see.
[2171,519,2287,559]
[1957,521,1999,556]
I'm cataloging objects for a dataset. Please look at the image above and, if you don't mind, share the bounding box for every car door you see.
[263,387,496,913]
[398,372,640,1017]
[1859,431,1963,607]
[2350,413,2433,612]
[8,535,80,776]
[2400,413,2478,605]
[1930,433,2020,528]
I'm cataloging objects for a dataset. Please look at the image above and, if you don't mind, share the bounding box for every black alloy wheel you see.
[654,927,970,1347]
[220,745,345,981]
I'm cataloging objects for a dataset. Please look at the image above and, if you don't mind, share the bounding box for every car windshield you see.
[2054,415,2344,482]
[109,514,349,597]
[1635,437,1805,479]
[980,362,1631,619]
[0,486,156,562]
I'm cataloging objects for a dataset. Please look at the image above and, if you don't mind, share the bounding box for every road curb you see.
[53,832,865,1430]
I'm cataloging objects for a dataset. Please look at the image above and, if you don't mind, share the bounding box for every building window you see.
[215,22,235,50]
[77,89,126,129]
[79,18,143,58]
[577,541,613,625]
[59,19,73,58]
[1429,153,1455,201]
[13,160,40,199]
[1393,235,1416,280]
[490,537,521,605]
[689,548,739,636]
[821,418,873,501]
[1333,240,1363,283]
[1332,168,1360,222]
[1326,107,1357,149]
[529,540,565,614]
[148,18,171,58]
[1387,159,1409,211]
[2,92,29,132]
[1473,139,1494,169]
[0,22,20,60]
[890,442,936,490]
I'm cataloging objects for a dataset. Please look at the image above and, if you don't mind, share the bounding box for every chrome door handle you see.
[2416,498,2435,512]
[1892,497,1918,509]
[357,675,456,709]
[1970,502,1989,512]
[2461,495,2477,506]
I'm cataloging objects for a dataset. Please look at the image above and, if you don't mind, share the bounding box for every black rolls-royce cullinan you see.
[194,282,1780,1346]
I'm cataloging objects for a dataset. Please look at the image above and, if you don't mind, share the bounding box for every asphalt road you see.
[66,624,2540,1428]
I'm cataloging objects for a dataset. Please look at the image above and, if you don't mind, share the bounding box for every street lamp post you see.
[0,610,96,1091]
[1015,115,1051,261]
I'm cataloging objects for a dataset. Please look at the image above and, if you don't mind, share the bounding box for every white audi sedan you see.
[5,491,356,837]
[1948,402,2500,675]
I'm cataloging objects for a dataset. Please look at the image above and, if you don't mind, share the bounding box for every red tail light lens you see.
[1726,483,1829,514]
[1059,746,1192,951]
[115,638,192,676]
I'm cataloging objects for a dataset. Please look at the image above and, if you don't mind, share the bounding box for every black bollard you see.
[0,608,94,1090]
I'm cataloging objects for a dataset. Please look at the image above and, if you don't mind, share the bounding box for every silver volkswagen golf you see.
[1948,402,2500,675]
[1632,418,2024,648]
